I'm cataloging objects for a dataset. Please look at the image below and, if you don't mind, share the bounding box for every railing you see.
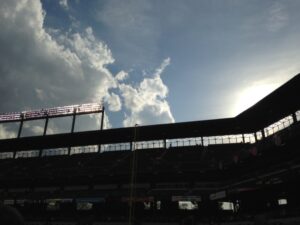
[296,110,300,121]
[264,115,294,137]
[101,143,131,152]
[0,103,103,122]
[15,150,40,158]
[70,145,98,155]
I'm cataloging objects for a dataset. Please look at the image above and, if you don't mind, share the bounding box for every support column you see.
[163,139,166,149]
[43,117,49,136]
[100,106,105,130]
[261,129,266,139]
[98,106,105,153]
[39,116,49,157]
[130,142,133,151]
[15,114,24,158]
[292,113,297,124]
[242,134,245,143]
[71,109,77,133]
[68,108,77,155]
[254,132,258,143]
[17,114,24,138]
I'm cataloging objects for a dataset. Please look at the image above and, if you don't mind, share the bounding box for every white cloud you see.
[91,111,111,130]
[106,92,122,112]
[153,57,170,77]
[0,125,16,139]
[0,0,175,133]
[119,58,174,127]
[115,71,129,81]
[123,101,174,127]
[0,0,118,132]
[31,125,44,135]
[102,111,112,129]
[59,0,69,10]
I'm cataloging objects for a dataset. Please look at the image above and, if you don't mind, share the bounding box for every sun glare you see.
[233,83,278,115]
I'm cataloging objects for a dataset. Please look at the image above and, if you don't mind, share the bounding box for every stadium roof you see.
[0,73,299,152]
[236,73,300,132]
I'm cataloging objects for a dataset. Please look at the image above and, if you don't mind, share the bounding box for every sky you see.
[0,0,300,138]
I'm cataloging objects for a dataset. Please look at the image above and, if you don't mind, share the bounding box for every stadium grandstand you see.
[0,73,300,225]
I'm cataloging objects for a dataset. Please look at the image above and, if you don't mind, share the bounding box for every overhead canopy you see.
[0,118,242,151]
[0,73,299,152]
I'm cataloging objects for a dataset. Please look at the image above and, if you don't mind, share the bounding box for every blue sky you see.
[0,0,300,137]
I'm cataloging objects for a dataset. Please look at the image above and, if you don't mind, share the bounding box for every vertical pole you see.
[163,139,166,149]
[71,108,77,133]
[17,114,24,138]
[261,129,266,139]
[292,113,297,124]
[69,108,77,155]
[242,134,245,143]
[15,114,24,158]
[254,132,258,143]
[100,106,105,130]
[43,117,49,136]
[39,116,49,157]
[129,124,138,225]
[98,106,105,153]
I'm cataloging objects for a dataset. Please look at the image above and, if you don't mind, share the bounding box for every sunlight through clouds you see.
[233,82,279,116]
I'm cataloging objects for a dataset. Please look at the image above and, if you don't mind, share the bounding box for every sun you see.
[233,83,278,115]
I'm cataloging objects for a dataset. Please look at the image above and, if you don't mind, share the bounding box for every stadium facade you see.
[0,73,300,225]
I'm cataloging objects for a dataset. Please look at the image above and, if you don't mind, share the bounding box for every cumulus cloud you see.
[119,58,174,127]
[115,71,129,81]
[0,0,174,139]
[0,0,120,135]
[105,92,122,112]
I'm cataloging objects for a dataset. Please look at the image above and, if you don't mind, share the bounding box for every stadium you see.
[0,73,300,225]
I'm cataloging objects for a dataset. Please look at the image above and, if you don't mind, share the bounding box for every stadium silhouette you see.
[0,73,299,225]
